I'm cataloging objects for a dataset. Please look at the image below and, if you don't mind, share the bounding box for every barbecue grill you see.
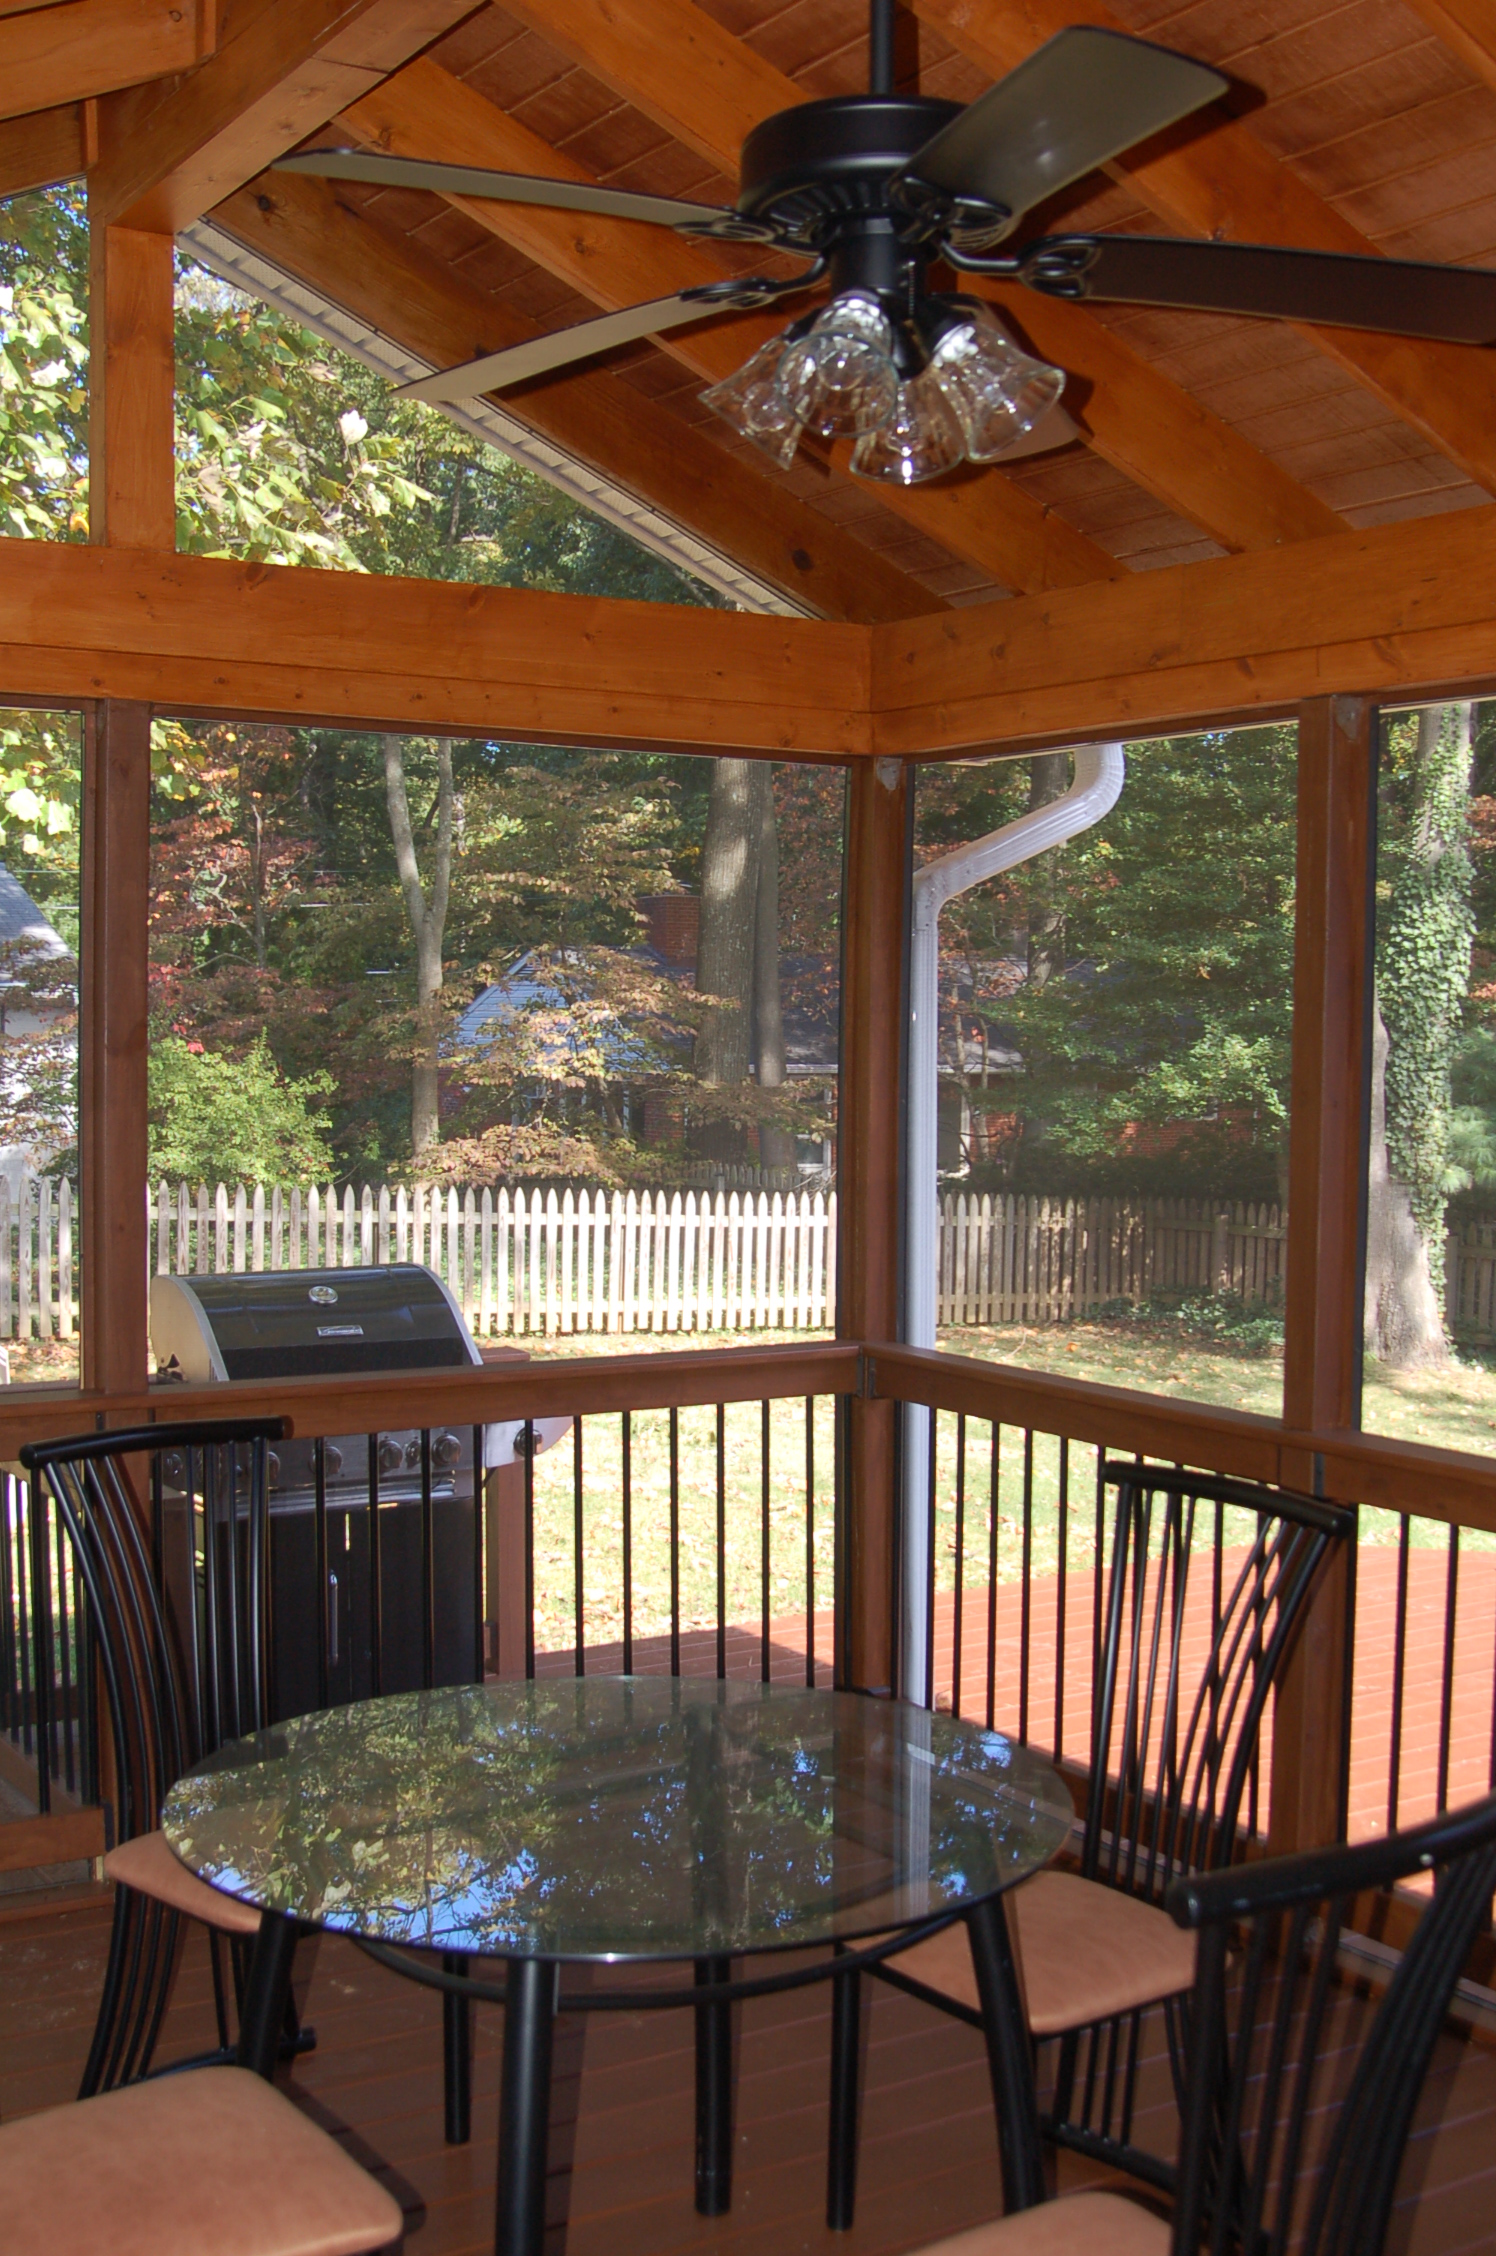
[150,1266,566,1712]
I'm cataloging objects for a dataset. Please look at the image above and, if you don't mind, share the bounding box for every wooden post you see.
[837,756,911,1695]
[88,219,174,550]
[80,702,151,1393]
[1273,694,1376,1851]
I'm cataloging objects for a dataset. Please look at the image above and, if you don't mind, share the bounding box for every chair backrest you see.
[1168,1788,1496,2256]
[18,1418,286,1844]
[1084,1462,1354,1902]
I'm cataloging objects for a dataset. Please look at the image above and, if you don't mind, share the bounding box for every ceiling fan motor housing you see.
[737,97,964,246]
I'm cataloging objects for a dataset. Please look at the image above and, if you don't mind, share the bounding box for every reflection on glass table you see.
[164,1678,1073,2256]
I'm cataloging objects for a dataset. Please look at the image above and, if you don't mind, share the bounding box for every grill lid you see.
[151,1266,483,1382]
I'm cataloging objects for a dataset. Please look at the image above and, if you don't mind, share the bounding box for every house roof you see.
[0,864,70,966]
[14,0,1496,628]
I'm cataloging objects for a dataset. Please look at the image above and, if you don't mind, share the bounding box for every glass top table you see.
[164,1679,1072,2255]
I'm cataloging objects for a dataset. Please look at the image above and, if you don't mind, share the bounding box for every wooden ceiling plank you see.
[339,56,1121,594]
[493,0,1341,552]
[212,167,944,622]
[89,0,484,231]
[0,536,871,756]
[0,95,93,195]
[910,0,1496,498]
[0,0,208,122]
[872,499,1496,754]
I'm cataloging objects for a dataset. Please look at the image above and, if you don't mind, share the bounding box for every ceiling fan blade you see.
[396,286,799,403]
[993,404,1081,461]
[897,29,1226,229]
[1018,233,1496,343]
[273,148,776,242]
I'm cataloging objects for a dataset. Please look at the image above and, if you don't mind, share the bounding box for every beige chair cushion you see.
[105,1828,263,1937]
[910,2192,1170,2256]
[1,2063,402,2256]
[887,1869,1197,2038]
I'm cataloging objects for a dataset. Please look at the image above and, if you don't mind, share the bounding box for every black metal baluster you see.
[669,1407,681,1677]
[952,1413,967,1718]
[760,1399,771,1685]
[472,1426,485,1685]
[1019,1431,1034,1745]
[420,1428,436,1691]
[986,1423,1000,1731]
[367,1435,383,1699]
[1438,1524,1460,1812]
[1054,1438,1069,1759]
[523,1421,536,1681]
[715,1404,727,1680]
[925,1406,938,1711]
[804,1396,816,1688]
[1389,1515,1411,1830]
[54,1487,75,1794]
[621,1412,633,1675]
[573,1419,585,1678]
[313,1440,329,1711]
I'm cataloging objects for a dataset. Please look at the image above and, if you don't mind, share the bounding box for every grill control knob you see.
[377,1437,404,1477]
[266,1451,281,1490]
[403,1436,423,1470]
[321,1444,344,1481]
[431,1430,462,1471]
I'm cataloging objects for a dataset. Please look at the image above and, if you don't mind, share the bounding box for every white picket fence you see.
[2,1175,1493,1342]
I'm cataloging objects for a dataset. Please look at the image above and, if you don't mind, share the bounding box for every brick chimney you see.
[637,892,699,968]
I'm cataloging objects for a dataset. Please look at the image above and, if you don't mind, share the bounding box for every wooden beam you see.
[498,0,1343,556]
[89,0,481,231]
[911,0,1496,500]
[1406,0,1496,95]
[1272,694,1377,1851]
[0,537,872,756]
[872,503,1496,756]
[338,59,1121,597]
[0,0,209,122]
[838,758,910,1695]
[211,169,943,625]
[0,1808,105,1872]
[80,700,151,1393]
[0,97,95,195]
[88,219,174,550]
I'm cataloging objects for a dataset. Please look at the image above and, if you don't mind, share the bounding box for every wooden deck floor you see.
[3,1889,1495,2256]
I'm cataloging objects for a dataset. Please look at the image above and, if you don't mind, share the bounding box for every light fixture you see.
[699,287,1067,483]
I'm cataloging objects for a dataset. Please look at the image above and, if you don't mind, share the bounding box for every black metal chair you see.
[889,1784,1496,2256]
[19,1418,293,2093]
[826,1460,1355,2221]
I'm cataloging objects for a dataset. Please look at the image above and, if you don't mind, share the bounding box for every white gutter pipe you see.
[902,741,1125,1705]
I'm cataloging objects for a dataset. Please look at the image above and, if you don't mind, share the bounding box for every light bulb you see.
[775,294,899,439]
[928,303,1065,462]
[848,368,967,485]
[700,337,804,469]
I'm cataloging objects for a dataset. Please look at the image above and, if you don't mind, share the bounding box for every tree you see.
[383,734,453,1157]
[148,1032,335,1182]
[1365,704,1476,1366]
[693,758,796,1164]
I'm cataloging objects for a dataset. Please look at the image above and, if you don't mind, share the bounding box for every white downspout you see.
[902,742,1125,1705]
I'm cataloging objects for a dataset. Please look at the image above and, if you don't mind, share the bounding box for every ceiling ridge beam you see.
[209,167,944,623]
[495,0,1341,553]
[0,0,209,126]
[909,0,1496,499]
[337,56,1124,596]
[88,0,483,231]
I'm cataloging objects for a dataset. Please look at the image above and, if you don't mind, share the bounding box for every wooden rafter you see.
[337,58,1123,596]
[1406,0,1496,93]
[871,501,1496,754]
[911,0,1496,499]
[0,536,871,755]
[0,0,209,123]
[0,97,95,196]
[212,169,944,623]
[87,0,483,231]
[497,0,1342,555]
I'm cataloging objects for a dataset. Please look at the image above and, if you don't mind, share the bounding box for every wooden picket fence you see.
[5,1176,1496,1342]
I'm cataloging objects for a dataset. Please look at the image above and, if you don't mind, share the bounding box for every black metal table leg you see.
[495,1956,556,2256]
[444,1952,472,2146]
[964,1893,1046,2215]
[236,1910,300,2081]
[826,1958,862,2230]
[694,1955,733,2216]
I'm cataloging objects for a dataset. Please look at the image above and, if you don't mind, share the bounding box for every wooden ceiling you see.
[6,0,1496,626]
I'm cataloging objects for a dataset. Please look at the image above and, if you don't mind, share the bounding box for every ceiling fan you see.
[275,4,1496,487]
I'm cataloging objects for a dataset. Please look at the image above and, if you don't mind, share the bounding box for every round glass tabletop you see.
[163,1677,1073,1962]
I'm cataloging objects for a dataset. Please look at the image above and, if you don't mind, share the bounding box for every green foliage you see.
[148,1031,335,1183]
[1095,1288,1285,1354]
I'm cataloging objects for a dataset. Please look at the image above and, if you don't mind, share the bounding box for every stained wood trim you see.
[87,222,174,552]
[871,503,1496,756]
[0,98,95,196]
[0,539,871,757]
[0,0,209,125]
[210,170,942,627]
[0,1810,105,1873]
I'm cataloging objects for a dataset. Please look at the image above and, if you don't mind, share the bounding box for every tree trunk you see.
[1365,702,1476,1367]
[753,772,796,1169]
[1025,750,1069,990]
[383,734,453,1160]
